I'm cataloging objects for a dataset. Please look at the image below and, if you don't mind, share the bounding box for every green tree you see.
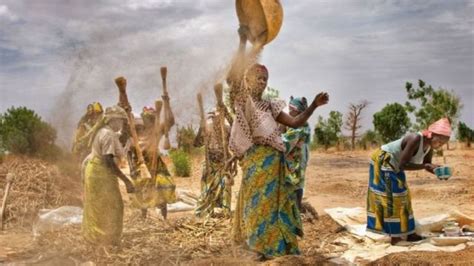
[457,122,473,148]
[405,80,462,130]
[313,111,343,150]
[373,103,411,143]
[0,107,58,158]
[358,129,381,150]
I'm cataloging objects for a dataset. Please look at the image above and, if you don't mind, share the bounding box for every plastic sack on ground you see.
[166,201,195,213]
[32,206,83,237]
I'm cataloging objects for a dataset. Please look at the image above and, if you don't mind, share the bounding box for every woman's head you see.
[289,96,308,117]
[104,105,127,132]
[245,64,268,100]
[86,102,103,118]
[423,117,451,149]
[430,133,450,149]
[141,106,156,130]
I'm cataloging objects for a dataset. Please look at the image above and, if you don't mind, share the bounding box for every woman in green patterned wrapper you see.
[82,105,135,246]
[193,110,232,218]
[282,96,311,211]
[228,26,329,258]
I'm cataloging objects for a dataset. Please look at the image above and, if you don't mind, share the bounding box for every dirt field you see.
[1,146,473,265]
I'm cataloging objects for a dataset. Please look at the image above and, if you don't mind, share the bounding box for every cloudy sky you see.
[0,0,473,146]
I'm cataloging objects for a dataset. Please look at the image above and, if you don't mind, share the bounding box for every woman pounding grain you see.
[82,105,135,246]
[367,118,451,245]
[228,26,329,258]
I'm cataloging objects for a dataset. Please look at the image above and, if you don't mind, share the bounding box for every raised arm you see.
[276,92,329,128]
[227,26,264,107]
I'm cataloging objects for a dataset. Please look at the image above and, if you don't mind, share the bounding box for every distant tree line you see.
[311,80,470,150]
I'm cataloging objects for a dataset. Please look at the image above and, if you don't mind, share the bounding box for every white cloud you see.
[0,4,17,21]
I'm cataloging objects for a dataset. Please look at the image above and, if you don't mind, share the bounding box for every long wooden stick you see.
[115,76,151,179]
[150,100,163,177]
[214,84,229,162]
[160,67,174,150]
[0,173,14,230]
[197,93,210,175]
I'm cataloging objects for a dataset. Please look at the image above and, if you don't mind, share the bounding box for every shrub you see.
[169,149,191,177]
[457,121,473,147]
[176,124,196,153]
[358,130,381,150]
[0,106,58,160]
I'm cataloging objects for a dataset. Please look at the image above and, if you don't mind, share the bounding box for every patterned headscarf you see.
[249,64,268,78]
[87,102,103,115]
[245,63,269,99]
[289,96,308,113]
[423,117,451,138]
[104,105,127,122]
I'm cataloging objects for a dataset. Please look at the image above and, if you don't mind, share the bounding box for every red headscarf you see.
[423,118,451,138]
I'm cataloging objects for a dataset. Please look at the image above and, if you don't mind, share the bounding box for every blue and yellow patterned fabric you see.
[232,145,302,257]
[195,160,231,217]
[366,149,415,237]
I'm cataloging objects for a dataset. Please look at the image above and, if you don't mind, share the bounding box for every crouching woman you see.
[367,118,451,245]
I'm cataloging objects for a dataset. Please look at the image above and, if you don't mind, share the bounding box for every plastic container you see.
[434,166,452,180]
[442,221,461,237]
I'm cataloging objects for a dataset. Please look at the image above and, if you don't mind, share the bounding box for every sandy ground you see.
[175,147,474,218]
[1,146,473,265]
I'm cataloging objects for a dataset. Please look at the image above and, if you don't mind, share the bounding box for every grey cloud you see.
[0,0,472,146]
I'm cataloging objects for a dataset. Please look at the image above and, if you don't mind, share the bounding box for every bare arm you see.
[400,134,439,173]
[276,92,329,128]
[226,27,248,89]
[227,26,264,107]
[103,154,134,193]
[422,149,438,174]
[399,134,425,171]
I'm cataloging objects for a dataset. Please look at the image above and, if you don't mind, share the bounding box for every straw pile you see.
[13,212,352,265]
[0,156,81,228]
[16,213,255,265]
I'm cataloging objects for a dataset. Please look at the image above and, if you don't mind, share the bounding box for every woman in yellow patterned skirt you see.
[82,105,135,245]
[228,26,329,258]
